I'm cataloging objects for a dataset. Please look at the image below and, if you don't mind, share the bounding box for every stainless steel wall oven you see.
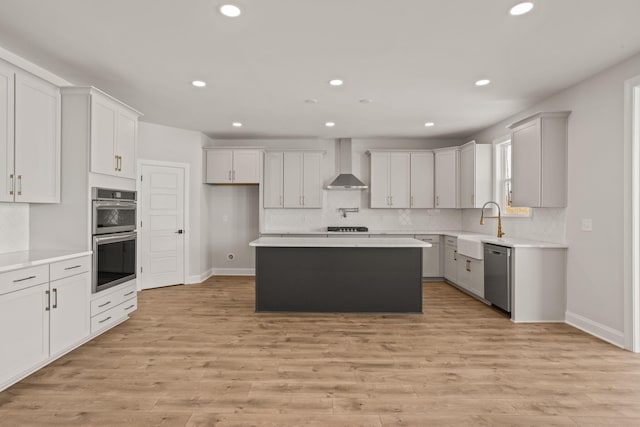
[92,187,137,293]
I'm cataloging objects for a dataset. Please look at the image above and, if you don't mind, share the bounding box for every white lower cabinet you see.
[456,254,484,298]
[417,235,440,278]
[0,282,50,386]
[49,272,90,356]
[90,281,137,333]
[443,238,458,283]
[0,255,91,390]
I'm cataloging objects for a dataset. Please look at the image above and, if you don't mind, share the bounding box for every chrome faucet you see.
[480,201,505,238]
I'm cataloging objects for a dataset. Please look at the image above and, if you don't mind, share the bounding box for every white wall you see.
[138,122,212,282]
[463,51,640,345]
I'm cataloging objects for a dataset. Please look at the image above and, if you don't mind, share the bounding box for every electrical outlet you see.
[581,218,593,232]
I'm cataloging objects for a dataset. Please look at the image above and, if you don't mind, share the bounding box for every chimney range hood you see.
[327,138,368,190]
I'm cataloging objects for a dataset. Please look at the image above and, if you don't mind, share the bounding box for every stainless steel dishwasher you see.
[483,244,511,313]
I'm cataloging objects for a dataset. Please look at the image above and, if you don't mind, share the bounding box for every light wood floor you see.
[1,278,640,426]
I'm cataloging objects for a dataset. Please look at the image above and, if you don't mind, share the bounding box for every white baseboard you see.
[186,269,213,285]
[565,310,625,348]
[211,268,255,276]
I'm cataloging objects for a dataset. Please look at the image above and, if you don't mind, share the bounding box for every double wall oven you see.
[92,187,137,293]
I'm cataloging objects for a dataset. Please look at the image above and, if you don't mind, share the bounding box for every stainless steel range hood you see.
[327,139,368,190]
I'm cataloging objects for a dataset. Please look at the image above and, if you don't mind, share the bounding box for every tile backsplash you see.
[264,190,462,232]
[0,203,29,253]
[461,208,566,243]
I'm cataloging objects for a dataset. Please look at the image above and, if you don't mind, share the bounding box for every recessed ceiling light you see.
[475,79,491,86]
[304,98,318,104]
[325,122,336,127]
[509,2,534,16]
[232,122,243,127]
[359,99,373,104]
[329,79,343,86]
[192,80,206,87]
[424,122,435,127]
[220,4,241,17]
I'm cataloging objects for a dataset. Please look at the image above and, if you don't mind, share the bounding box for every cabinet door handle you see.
[228,170,232,181]
[64,265,81,270]
[98,301,111,308]
[279,195,283,206]
[466,259,471,272]
[52,288,58,309]
[115,155,119,171]
[302,195,305,206]
[124,291,135,297]
[13,275,36,283]
[453,250,457,261]
[124,304,135,311]
[45,290,50,311]
[119,156,123,171]
[99,316,112,324]
[9,174,14,196]
[390,196,393,206]
[436,195,439,207]
[17,175,22,195]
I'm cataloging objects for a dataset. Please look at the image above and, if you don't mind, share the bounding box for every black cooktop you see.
[327,226,369,232]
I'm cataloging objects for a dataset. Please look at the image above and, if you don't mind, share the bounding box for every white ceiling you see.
[0,0,639,139]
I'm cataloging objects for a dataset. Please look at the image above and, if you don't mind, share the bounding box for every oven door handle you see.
[94,232,137,244]
[93,201,137,209]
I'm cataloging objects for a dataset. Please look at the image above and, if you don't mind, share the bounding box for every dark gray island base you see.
[253,240,426,313]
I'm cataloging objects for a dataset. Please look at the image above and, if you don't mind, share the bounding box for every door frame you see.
[136,159,190,290]
[624,75,640,352]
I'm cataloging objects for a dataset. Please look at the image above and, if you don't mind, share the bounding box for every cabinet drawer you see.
[90,282,136,316]
[50,256,91,282]
[416,235,439,243]
[0,265,49,295]
[444,236,457,247]
[91,304,125,333]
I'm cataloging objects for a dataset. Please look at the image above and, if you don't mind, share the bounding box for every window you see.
[495,137,530,217]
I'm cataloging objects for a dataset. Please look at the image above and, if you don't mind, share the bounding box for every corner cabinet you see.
[204,149,261,184]
[0,62,61,203]
[508,112,570,207]
[369,151,411,209]
[61,87,141,180]
[459,141,492,208]
[434,148,459,208]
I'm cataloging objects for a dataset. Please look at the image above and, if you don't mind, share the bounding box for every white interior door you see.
[139,164,185,289]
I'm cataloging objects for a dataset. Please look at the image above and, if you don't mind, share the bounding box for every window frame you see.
[493,135,531,218]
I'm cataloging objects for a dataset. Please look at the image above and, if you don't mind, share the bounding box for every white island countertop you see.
[250,237,432,248]
[0,249,93,273]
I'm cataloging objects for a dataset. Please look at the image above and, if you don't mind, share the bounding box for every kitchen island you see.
[249,237,431,313]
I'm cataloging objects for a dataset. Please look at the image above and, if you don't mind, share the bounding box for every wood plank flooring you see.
[1,277,639,426]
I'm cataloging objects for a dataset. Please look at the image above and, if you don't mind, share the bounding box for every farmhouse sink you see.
[457,236,485,260]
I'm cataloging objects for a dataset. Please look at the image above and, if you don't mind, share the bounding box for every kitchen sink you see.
[457,235,485,260]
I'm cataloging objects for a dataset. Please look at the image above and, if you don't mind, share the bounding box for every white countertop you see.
[259,230,568,249]
[0,250,93,273]
[250,237,432,248]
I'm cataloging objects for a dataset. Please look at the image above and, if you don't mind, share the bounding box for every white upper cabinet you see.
[281,151,323,208]
[0,66,61,204]
[263,152,284,208]
[204,149,260,184]
[508,112,570,207]
[0,61,14,203]
[90,90,140,180]
[410,152,434,208]
[369,151,410,208]
[434,148,459,208]
[459,141,492,209]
